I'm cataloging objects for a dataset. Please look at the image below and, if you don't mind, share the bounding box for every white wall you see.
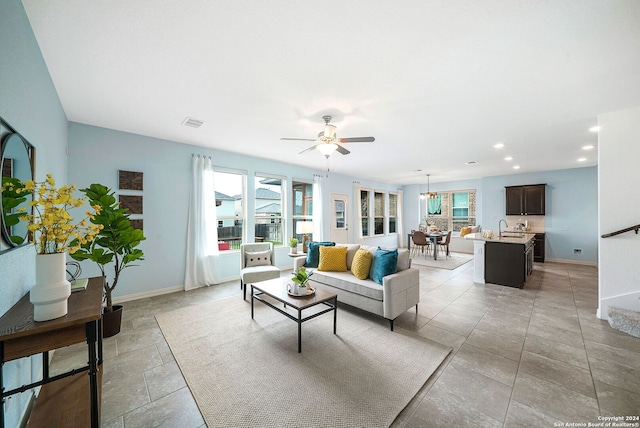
[598,105,640,319]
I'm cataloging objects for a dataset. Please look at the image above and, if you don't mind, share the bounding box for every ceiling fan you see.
[281,115,375,158]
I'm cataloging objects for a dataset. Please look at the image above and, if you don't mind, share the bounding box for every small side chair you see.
[240,242,280,300]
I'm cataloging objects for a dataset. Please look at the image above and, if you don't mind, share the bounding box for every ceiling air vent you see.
[182,117,206,128]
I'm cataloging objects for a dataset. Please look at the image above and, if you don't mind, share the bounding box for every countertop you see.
[464,232,536,245]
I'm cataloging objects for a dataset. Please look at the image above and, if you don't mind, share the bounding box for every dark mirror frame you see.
[1,117,36,252]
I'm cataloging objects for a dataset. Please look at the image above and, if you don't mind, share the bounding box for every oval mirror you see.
[1,132,34,248]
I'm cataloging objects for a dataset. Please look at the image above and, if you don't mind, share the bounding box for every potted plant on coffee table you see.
[291,266,312,295]
[70,183,145,337]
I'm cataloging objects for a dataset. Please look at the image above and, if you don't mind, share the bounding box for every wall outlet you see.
[574,248,582,254]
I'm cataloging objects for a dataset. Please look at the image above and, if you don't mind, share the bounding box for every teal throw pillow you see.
[370,247,398,285]
[305,241,336,268]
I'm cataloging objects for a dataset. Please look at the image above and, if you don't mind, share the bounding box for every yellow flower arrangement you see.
[9,174,103,254]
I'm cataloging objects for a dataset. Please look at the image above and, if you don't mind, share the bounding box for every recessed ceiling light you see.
[494,143,505,149]
[578,157,587,162]
[504,156,513,161]
[465,161,478,165]
[513,165,520,169]
[589,126,600,133]
[582,145,595,150]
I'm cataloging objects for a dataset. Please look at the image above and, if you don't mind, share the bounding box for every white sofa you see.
[293,244,420,331]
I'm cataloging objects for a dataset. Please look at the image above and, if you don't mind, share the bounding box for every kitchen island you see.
[465,232,536,288]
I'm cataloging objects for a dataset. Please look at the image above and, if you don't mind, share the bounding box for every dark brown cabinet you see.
[485,241,530,288]
[534,233,545,263]
[505,184,546,215]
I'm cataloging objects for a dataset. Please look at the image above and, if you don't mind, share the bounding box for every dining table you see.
[407,231,445,260]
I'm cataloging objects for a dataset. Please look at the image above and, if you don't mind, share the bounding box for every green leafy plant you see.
[292,266,312,287]
[288,237,299,248]
[70,183,145,312]
[1,177,28,245]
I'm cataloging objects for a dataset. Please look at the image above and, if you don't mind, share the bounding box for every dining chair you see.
[438,231,452,258]
[411,231,430,258]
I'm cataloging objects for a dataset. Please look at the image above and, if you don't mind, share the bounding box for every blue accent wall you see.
[482,167,598,262]
[403,167,598,263]
[0,1,69,425]
[67,122,402,295]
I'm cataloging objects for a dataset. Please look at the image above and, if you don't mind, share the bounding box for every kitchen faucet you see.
[499,219,509,238]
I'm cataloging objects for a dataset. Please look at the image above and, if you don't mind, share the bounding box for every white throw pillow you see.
[245,250,271,267]
[396,248,411,271]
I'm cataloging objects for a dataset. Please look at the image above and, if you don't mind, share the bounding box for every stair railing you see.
[601,224,640,238]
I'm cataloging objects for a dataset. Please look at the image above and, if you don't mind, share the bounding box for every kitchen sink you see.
[500,232,527,237]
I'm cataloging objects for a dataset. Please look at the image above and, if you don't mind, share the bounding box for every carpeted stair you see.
[607,306,640,338]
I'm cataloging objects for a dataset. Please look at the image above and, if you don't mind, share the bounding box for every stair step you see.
[607,306,640,338]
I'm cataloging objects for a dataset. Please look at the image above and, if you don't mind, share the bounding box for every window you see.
[334,199,345,229]
[360,189,370,237]
[389,193,397,233]
[374,191,384,235]
[255,174,284,245]
[425,190,476,232]
[452,192,469,222]
[214,169,245,250]
[292,180,313,242]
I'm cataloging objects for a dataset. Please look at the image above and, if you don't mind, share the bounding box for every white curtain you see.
[397,189,404,248]
[184,155,219,290]
[353,182,362,243]
[313,174,324,241]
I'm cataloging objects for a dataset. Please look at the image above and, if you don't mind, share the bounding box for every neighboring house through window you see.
[360,189,370,237]
[255,174,284,245]
[426,190,476,232]
[214,169,245,250]
[389,193,397,233]
[374,191,384,235]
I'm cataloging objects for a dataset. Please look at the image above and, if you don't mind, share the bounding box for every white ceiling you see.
[21,0,640,185]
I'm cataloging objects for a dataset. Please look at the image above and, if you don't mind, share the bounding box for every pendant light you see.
[421,174,438,199]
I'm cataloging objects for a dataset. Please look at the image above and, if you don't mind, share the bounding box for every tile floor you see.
[49,258,640,427]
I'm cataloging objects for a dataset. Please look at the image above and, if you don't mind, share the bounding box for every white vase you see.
[30,253,72,321]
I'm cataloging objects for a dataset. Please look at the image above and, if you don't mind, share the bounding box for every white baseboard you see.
[112,285,185,304]
[598,290,640,321]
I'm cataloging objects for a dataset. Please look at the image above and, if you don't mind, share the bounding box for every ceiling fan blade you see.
[299,145,318,155]
[338,137,375,143]
[281,137,317,141]
[336,144,350,155]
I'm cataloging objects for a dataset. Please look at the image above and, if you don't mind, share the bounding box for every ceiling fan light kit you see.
[281,115,374,159]
[317,142,338,158]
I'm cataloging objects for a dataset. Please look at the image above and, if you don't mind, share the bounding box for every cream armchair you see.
[240,242,280,300]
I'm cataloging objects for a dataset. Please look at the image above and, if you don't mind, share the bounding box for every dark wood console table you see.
[0,277,103,427]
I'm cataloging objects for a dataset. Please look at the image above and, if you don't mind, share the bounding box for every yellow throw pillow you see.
[318,246,348,272]
[460,227,471,237]
[350,248,373,280]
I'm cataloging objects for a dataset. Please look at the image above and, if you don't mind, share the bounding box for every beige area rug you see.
[156,295,451,428]
[411,251,474,270]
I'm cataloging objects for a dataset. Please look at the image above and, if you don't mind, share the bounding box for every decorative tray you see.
[287,285,316,297]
